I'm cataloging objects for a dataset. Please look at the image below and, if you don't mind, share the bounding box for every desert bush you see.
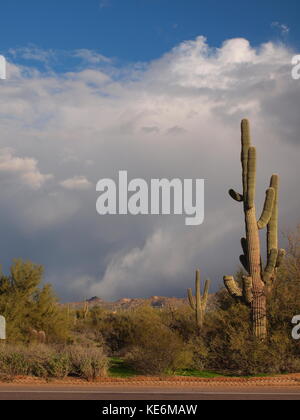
[202,291,300,375]
[0,344,108,380]
[68,345,108,380]
[97,312,136,354]
[0,344,71,379]
[0,345,30,378]
[2,226,300,378]
[45,352,71,379]
[123,308,193,375]
[186,336,208,371]
[195,225,300,377]
[207,327,300,376]
[25,344,56,378]
[160,305,197,342]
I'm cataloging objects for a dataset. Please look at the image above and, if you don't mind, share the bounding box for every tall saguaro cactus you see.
[188,270,210,330]
[224,119,285,339]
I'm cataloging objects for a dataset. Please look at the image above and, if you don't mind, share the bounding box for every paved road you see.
[0,385,300,400]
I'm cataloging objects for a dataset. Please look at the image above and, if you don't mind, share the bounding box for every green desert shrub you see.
[202,290,300,376]
[43,352,71,379]
[68,345,108,380]
[160,305,197,342]
[186,336,208,371]
[207,328,300,376]
[0,345,30,378]
[0,344,108,380]
[25,344,56,378]
[97,312,136,354]
[0,344,70,379]
[124,310,194,375]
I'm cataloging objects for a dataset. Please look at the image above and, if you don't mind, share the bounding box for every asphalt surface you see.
[0,385,300,400]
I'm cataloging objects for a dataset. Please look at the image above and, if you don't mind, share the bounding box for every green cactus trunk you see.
[224,120,285,340]
[246,206,267,338]
[83,301,89,319]
[188,269,210,331]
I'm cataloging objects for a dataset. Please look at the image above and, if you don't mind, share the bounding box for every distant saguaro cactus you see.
[187,270,210,330]
[28,327,38,341]
[38,330,46,344]
[28,327,46,343]
[224,119,285,339]
[83,301,89,319]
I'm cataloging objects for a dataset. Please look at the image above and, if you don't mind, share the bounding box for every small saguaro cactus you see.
[224,119,285,339]
[83,301,89,319]
[66,304,70,320]
[28,327,46,343]
[187,270,210,330]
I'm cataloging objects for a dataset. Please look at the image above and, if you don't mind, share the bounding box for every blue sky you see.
[0,1,299,300]
[0,0,299,66]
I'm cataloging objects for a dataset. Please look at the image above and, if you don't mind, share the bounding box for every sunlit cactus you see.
[224,119,285,339]
[28,327,46,343]
[83,301,89,319]
[187,269,210,330]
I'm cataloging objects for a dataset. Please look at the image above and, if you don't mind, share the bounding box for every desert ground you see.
[1,375,300,400]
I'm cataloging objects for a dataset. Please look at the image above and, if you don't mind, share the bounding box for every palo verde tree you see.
[223,119,285,339]
[0,259,69,342]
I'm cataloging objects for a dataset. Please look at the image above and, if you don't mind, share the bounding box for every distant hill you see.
[63,294,216,312]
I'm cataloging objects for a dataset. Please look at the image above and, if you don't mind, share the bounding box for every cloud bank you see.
[0,36,299,301]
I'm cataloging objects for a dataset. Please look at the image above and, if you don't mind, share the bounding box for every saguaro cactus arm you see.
[239,255,249,273]
[246,147,256,209]
[202,277,210,310]
[267,175,279,252]
[242,276,253,305]
[224,276,242,299]
[187,288,195,310]
[241,237,248,256]
[264,174,285,286]
[267,175,286,268]
[257,188,275,230]
[276,249,286,268]
[223,275,253,305]
[229,189,244,202]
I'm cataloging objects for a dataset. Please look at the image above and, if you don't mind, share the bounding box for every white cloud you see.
[73,49,111,64]
[88,221,234,299]
[60,176,92,191]
[9,46,56,64]
[0,148,52,189]
[271,22,290,36]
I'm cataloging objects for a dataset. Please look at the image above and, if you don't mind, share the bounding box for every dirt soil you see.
[1,373,300,387]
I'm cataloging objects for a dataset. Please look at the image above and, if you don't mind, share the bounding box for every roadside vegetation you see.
[0,226,299,380]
